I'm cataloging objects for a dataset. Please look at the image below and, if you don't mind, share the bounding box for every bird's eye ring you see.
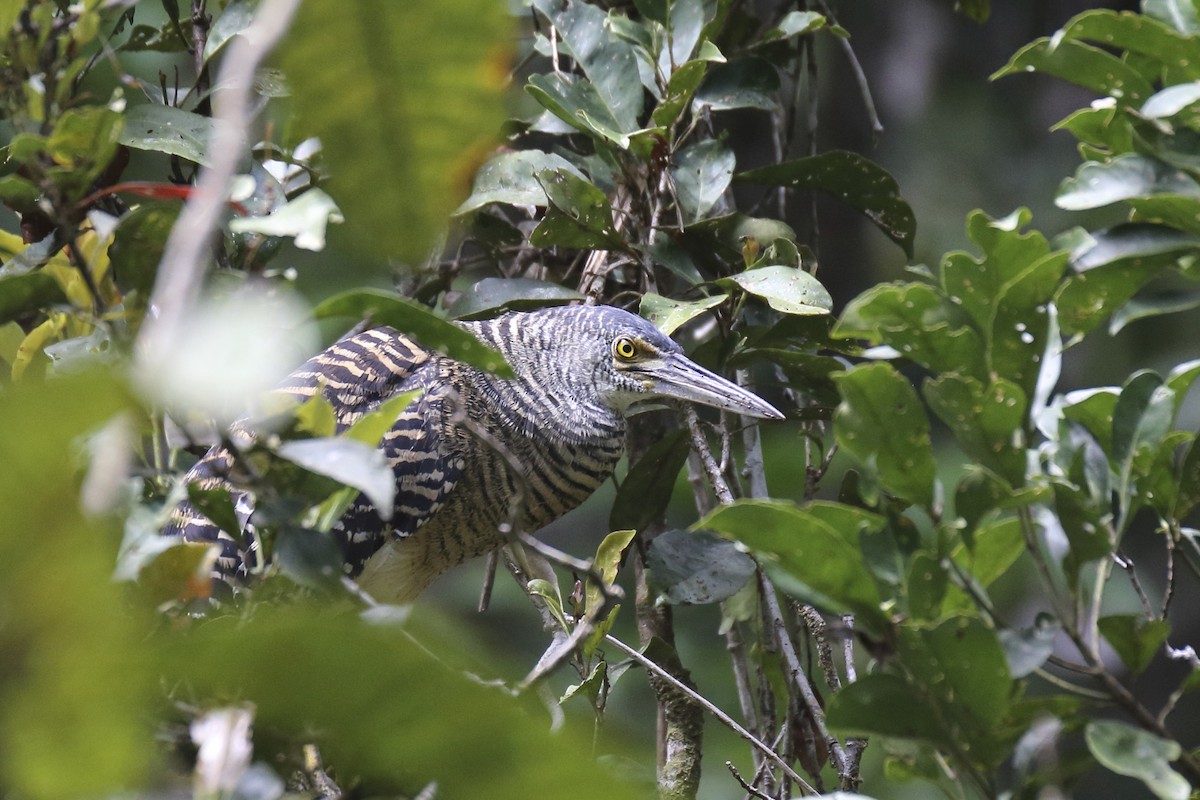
[613,336,638,361]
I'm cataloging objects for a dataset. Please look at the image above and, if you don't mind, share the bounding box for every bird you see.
[165,303,783,604]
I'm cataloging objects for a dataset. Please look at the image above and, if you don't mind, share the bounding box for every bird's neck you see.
[459,315,625,446]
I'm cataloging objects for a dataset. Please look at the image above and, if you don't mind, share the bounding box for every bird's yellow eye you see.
[613,336,638,361]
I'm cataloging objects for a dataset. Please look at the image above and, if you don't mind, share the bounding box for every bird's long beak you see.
[648,353,784,420]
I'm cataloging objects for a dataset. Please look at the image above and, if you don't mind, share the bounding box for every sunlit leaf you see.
[119,104,219,166]
[275,438,395,517]
[720,265,832,316]
[639,292,724,335]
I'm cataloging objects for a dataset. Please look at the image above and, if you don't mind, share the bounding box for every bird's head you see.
[531,305,784,420]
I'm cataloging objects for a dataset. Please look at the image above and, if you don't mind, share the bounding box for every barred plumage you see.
[165,304,782,603]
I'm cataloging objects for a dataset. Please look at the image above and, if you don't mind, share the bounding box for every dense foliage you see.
[1,1,1198,799]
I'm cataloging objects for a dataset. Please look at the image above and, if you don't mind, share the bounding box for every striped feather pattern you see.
[167,306,636,602]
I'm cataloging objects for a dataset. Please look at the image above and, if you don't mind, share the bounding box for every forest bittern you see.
[166,304,781,602]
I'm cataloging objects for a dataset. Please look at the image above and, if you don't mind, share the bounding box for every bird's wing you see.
[165,326,463,580]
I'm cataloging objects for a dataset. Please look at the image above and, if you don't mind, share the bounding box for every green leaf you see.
[1113,370,1174,471]
[826,673,952,745]
[1062,388,1119,457]
[992,38,1154,106]
[344,390,422,447]
[720,265,832,316]
[639,293,725,335]
[1085,720,1190,800]
[202,0,255,64]
[1142,82,1200,119]
[119,104,217,166]
[549,1,643,132]
[834,281,985,377]
[693,57,780,111]
[1144,0,1200,35]
[834,363,936,509]
[279,0,508,260]
[275,527,343,589]
[1111,291,1200,334]
[445,277,583,320]
[527,72,635,148]
[1058,154,1200,211]
[998,615,1060,678]
[901,616,1014,727]
[1056,10,1200,80]
[698,499,890,632]
[610,430,690,532]
[531,168,625,249]
[671,140,735,223]
[736,151,916,257]
[1071,224,1200,272]
[313,289,513,376]
[905,552,947,620]
[1098,615,1170,674]
[274,437,395,516]
[760,10,826,42]
[0,175,41,215]
[0,272,67,324]
[646,529,756,605]
[1174,434,1200,517]
[453,150,585,215]
[924,375,1027,485]
[228,188,343,251]
[108,202,179,299]
[186,485,243,538]
[652,57,713,128]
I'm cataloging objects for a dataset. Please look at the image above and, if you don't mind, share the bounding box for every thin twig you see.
[136,0,302,360]
[760,572,849,776]
[604,633,817,796]
[726,761,773,800]
[812,0,883,139]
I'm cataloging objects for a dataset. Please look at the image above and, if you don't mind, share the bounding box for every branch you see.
[604,633,817,796]
[136,0,302,360]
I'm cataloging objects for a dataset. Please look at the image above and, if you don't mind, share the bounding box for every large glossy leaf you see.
[720,265,832,316]
[1056,10,1200,79]
[924,374,1027,485]
[826,673,952,745]
[646,529,756,604]
[671,140,735,223]
[1057,154,1200,211]
[446,277,583,320]
[993,38,1154,105]
[228,188,343,251]
[693,57,780,111]
[313,289,513,376]
[453,150,585,215]
[1085,721,1190,800]
[698,499,891,632]
[527,72,635,148]
[639,292,724,334]
[834,281,986,378]
[119,104,218,166]
[279,0,508,260]
[274,437,395,513]
[546,1,643,132]
[834,363,936,509]
[531,168,624,249]
[737,151,916,257]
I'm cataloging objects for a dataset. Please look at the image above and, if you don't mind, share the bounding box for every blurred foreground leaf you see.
[279,0,509,260]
